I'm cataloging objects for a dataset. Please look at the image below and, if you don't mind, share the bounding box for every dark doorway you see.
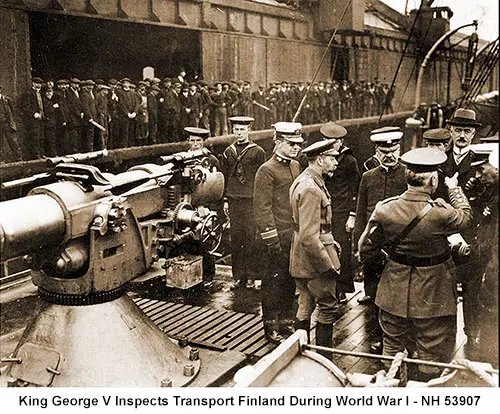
[331,47,349,81]
[29,12,201,81]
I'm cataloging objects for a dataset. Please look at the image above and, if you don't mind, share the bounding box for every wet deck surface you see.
[0,264,467,383]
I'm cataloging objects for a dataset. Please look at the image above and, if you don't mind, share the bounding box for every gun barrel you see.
[0,194,66,261]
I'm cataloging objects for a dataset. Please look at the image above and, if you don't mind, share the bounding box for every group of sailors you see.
[0,76,394,163]
[202,108,497,382]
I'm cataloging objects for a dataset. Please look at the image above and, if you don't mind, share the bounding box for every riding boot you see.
[315,322,333,360]
[295,319,311,342]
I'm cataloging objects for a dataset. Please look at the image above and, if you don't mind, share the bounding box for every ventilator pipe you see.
[415,21,478,109]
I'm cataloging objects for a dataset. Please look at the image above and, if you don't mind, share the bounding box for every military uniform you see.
[353,163,407,298]
[290,139,342,358]
[221,117,266,286]
[359,148,472,379]
[290,167,341,319]
[254,122,303,341]
[325,144,361,295]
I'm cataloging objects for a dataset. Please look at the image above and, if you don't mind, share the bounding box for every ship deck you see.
[0,264,468,386]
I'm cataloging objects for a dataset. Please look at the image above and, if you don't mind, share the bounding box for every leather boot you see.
[295,319,311,342]
[315,322,333,360]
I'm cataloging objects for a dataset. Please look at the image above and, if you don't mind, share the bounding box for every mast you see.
[414,21,478,109]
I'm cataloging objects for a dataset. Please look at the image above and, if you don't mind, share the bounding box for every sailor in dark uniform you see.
[254,122,303,343]
[359,148,472,381]
[221,116,266,289]
[289,138,342,359]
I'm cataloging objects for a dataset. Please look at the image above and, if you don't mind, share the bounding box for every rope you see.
[441,359,498,387]
[363,350,409,387]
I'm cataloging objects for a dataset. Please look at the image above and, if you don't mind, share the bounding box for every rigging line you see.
[377,0,425,125]
[467,48,499,105]
[462,42,499,105]
[462,42,492,102]
[292,0,352,123]
[468,42,499,99]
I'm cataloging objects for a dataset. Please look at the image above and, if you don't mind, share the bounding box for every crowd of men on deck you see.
[0,76,395,163]
[205,109,497,383]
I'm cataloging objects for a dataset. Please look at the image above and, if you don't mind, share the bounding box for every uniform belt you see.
[293,223,331,232]
[390,251,451,267]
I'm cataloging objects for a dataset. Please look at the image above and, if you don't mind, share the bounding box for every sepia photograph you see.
[0,0,498,409]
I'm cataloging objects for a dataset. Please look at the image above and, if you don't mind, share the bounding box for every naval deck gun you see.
[0,148,239,387]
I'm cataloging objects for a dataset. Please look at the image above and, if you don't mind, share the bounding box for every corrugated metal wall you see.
[201,32,330,85]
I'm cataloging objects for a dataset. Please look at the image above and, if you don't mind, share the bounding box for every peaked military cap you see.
[86,79,96,85]
[32,77,44,83]
[400,148,447,172]
[370,126,403,146]
[320,123,347,139]
[95,79,104,85]
[57,79,69,85]
[185,127,210,139]
[70,78,81,84]
[469,143,499,167]
[447,108,481,127]
[150,84,161,92]
[151,77,161,84]
[229,116,254,126]
[273,122,304,144]
[108,79,118,85]
[138,81,148,87]
[423,128,451,142]
[301,139,339,157]
[121,77,132,83]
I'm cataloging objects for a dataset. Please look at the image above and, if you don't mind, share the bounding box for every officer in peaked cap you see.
[362,126,403,172]
[222,115,265,290]
[289,137,340,356]
[353,125,407,354]
[272,121,304,144]
[254,121,303,343]
[423,128,451,152]
[320,122,361,303]
[359,146,472,380]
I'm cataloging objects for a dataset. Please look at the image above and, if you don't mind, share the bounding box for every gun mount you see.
[0,149,236,387]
